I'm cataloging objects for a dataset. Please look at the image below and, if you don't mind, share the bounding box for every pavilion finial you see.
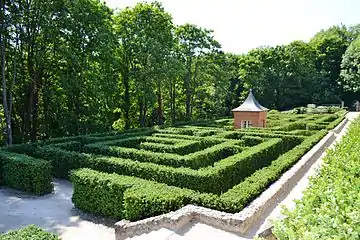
[249,88,253,93]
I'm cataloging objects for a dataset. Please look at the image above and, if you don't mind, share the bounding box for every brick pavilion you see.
[232,89,268,129]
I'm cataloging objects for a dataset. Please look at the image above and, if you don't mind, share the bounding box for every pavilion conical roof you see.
[232,89,268,112]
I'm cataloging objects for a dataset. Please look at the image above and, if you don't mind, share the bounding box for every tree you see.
[309,25,352,103]
[175,24,220,120]
[114,2,174,128]
[238,41,320,110]
[0,0,12,145]
[340,36,360,101]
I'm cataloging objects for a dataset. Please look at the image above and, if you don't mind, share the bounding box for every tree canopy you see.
[340,36,360,100]
[0,0,359,145]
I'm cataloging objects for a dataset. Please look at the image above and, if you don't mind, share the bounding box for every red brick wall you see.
[233,111,267,129]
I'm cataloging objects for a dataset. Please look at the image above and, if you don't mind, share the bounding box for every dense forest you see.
[0,0,359,145]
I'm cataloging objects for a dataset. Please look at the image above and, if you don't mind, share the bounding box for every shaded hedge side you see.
[0,151,53,195]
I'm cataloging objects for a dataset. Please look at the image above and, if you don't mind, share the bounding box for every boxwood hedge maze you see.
[1,112,344,221]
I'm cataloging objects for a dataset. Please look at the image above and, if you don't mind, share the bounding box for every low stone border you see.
[333,117,348,134]
[115,118,348,240]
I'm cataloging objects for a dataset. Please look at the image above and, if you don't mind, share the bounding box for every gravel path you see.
[0,179,115,240]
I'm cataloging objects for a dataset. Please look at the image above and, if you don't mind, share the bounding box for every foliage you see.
[0,151,53,195]
[0,225,59,240]
[68,126,329,220]
[309,25,352,103]
[273,117,360,240]
[340,36,360,98]
[3,112,344,220]
[1,0,355,146]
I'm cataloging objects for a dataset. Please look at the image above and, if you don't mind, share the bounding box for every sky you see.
[104,0,360,54]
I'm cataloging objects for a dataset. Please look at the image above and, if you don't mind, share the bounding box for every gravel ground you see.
[0,179,115,240]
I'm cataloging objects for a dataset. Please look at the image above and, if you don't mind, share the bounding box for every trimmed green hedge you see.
[71,129,326,221]
[273,118,360,240]
[219,130,327,212]
[139,138,219,155]
[326,114,345,130]
[42,127,154,145]
[0,151,53,195]
[82,137,242,170]
[5,137,286,194]
[71,168,195,220]
[0,225,59,240]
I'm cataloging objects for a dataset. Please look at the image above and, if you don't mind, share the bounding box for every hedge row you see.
[143,136,183,144]
[83,144,189,168]
[51,141,83,152]
[157,128,195,136]
[7,137,286,194]
[6,128,155,151]
[82,137,241,169]
[71,131,327,221]
[86,137,286,193]
[325,114,345,130]
[42,127,153,144]
[274,119,358,239]
[219,129,328,212]
[0,151,53,195]
[271,114,342,132]
[139,139,218,155]
[157,126,224,137]
[238,128,316,137]
[71,168,195,220]
[152,133,217,141]
[171,118,232,128]
[0,225,59,240]
[222,131,303,149]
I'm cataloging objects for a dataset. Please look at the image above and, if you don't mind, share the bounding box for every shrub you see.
[4,143,39,155]
[83,144,187,168]
[83,137,238,169]
[152,133,206,141]
[0,225,59,240]
[124,183,194,221]
[326,115,345,130]
[70,131,327,220]
[71,168,195,220]
[143,136,181,144]
[22,138,286,194]
[268,109,279,114]
[184,142,242,168]
[43,127,153,144]
[71,168,132,218]
[220,130,327,212]
[51,141,83,152]
[139,139,217,155]
[273,119,360,239]
[0,151,53,195]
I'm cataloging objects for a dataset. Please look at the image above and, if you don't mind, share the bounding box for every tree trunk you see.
[8,30,20,143]
[185,58,192,120]
[138,96,147,127]
[26,47,40,142]
[23,85,31,141]
[30,77,39,142]
[170,79,176,123]
[157,80,163,125]
[122,68,130,129]
[0,0,12,145]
